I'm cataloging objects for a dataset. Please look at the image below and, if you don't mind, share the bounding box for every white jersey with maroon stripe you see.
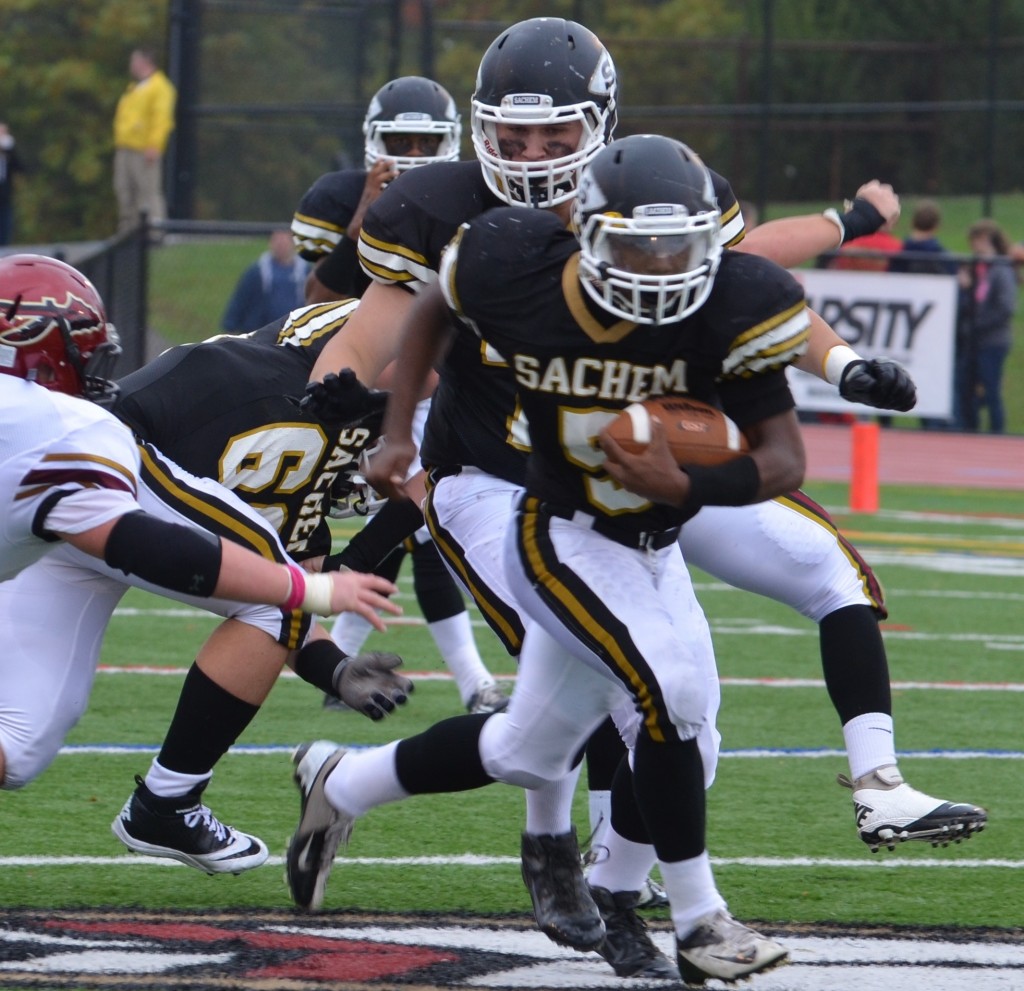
[0,376,141,582]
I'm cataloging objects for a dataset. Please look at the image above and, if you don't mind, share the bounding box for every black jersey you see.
[113,302,380,560]
[291,169,373,298]
[439,207,809,534]
[357,160,747,485]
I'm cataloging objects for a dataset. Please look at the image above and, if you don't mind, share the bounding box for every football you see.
[603,396,749,467]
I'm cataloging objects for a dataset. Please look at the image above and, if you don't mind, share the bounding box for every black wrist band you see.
[839,198,886,243]
[681,455,761,514]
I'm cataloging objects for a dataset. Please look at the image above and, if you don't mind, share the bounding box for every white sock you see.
[324,741,406,819]
[144,759,211,798]
[586,825,657,894]
[523,763,582,835]
[659,852,727,937]
[427,611,494,704]
[330,612,373,656]
[842,712,897,781]
[588,789,611,841]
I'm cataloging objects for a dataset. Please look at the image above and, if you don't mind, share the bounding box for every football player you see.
[294,14,984,979]
[291,136,811,984]
[292,75,462,303]
[292,77,508,716]
[0,255,401,812]
[105,303,418,870]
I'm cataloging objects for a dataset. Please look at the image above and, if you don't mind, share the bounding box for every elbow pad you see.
[104,511,222,597]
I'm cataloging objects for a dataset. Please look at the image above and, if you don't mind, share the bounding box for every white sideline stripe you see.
[3,854,1021,869]
[56,744,1024,759]
[94,665,1024,692]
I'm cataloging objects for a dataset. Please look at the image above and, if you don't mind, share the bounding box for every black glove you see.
[300,369,389,427]
[839,357,917,412]
[333,651,414,721]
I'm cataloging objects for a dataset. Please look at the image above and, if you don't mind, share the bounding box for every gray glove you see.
[839,357,917,412]
[334,651,413,721]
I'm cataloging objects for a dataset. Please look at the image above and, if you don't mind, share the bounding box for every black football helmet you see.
[0,254,121,403]
[471,17,617,208]
[574,135,722,324]
[363,76,461,173]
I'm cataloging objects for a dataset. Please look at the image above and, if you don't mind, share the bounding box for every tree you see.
[1,0,170,241]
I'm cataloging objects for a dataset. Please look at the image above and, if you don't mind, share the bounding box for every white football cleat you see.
[676,909,788,985]
[286,741,352,911]
[839,765,988,852]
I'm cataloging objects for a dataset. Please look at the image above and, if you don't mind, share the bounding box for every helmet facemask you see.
[364,116,461,173]
[472,95,610,208]
[577,204,722,324]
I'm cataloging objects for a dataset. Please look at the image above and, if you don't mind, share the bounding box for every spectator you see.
[113,47,177,235]
[890,200,957,275]
[220,229,310,333]
[829,220,902,272]
[0,122,24,246]
[890,201,957,429]
[956,218,1018,434]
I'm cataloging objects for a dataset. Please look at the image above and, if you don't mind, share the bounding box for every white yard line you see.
[1,853,1020,869]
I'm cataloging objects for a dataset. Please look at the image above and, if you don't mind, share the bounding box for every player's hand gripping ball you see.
[605,396,749,467]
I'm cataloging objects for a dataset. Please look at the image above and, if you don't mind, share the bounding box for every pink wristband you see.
[282,564,307,612]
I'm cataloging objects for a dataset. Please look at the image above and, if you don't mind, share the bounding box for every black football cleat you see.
[521,828,605,951]
[111,774,267,875]
[589,885,679,979]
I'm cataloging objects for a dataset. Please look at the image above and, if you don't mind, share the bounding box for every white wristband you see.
[301,572,335,616]
[822,207,845,248]
[823,345,861,386]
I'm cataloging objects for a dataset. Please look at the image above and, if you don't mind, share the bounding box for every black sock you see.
[609,753,650,844]
[585,716,627,791]
[411,540,466,622]
[155,663,259,775]
[293,638,349,696]
[820,604,892,724]
[393,713,493,794]
[633,734,705,862]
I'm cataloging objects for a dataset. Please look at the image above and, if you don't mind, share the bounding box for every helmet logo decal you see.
[590,49,616,97]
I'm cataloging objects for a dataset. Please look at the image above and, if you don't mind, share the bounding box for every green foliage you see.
[4,1,1024,240]
[1,0,169,240]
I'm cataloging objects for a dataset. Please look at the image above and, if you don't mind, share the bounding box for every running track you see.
[801,422,1024,490]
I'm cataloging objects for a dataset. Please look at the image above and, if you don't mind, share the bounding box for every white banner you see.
[786,269,958,418]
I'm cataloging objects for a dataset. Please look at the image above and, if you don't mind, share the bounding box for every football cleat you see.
[286,740,353,911]
[838,765,988,852]
[589,885,679,979]
[676,909,789,985]
[521,828,605,951]
[111,775,268,875]
[466,682,511,715]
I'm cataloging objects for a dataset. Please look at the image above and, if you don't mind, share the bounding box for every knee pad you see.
[478,715,573,790]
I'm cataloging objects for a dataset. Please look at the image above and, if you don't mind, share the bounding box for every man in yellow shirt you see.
[113,47,177,235]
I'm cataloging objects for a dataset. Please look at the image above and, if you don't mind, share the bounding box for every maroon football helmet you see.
[0,254,121,404]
